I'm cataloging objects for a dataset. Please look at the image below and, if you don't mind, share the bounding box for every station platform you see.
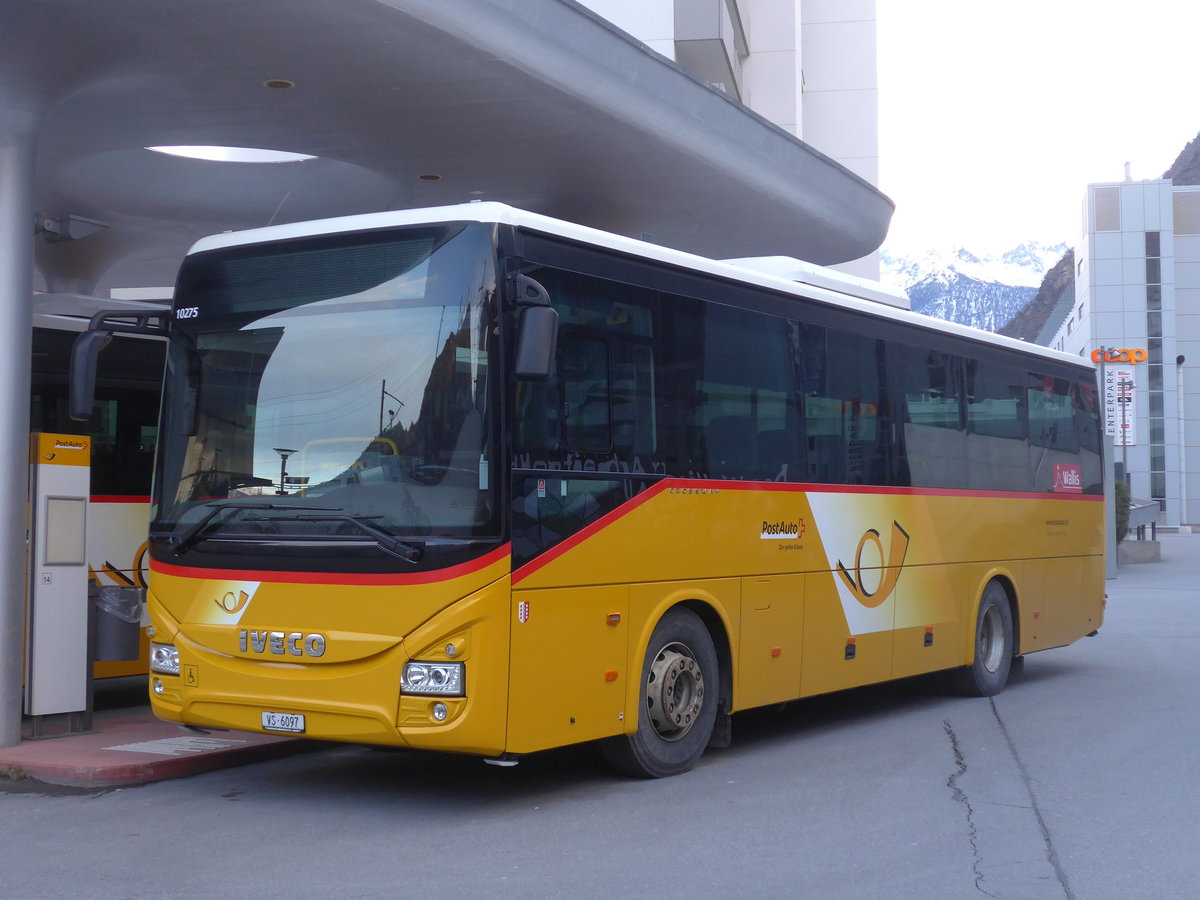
[0,678,312,789]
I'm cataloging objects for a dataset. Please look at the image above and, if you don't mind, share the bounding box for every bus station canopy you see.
[4,0,893,296]
[0,0,895,748]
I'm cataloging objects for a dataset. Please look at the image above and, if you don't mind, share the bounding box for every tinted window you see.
[509,258,1100,498]
[559,332,612,453]
[690,304,798,480]
[890,343,965,488]
[965,358,1030,491]
[1074,381,1104,493]
[513,270,657,470]
[1028,376,1077,452]
[32,329,164,496]
[800,324,887,485]
[513,271,799,481]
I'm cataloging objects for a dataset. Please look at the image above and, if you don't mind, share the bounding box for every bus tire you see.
[949,580,1014,697]
[601,607,719,778]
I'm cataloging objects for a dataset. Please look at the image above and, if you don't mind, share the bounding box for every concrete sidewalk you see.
[0,680,313,790]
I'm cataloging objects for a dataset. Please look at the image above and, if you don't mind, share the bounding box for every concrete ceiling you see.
[4,0,893,296]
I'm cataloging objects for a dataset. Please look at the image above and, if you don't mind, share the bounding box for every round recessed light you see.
[418,174,441,181]
[263,79,295,90]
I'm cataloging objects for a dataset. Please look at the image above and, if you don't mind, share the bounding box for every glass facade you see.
[1145,232,1166,510]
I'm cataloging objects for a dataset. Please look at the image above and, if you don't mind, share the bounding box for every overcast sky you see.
[876,0,1200,256]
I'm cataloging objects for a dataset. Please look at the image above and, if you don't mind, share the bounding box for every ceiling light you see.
[146,146,315,164]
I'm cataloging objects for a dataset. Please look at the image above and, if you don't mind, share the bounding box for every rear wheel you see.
[949,580,1014,697]
[601,607,719,778]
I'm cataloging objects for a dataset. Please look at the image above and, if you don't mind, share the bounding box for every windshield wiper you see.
[287,514,424,563]
[171,502,340,557]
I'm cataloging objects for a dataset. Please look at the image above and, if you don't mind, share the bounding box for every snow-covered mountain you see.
[881,242,1067,333]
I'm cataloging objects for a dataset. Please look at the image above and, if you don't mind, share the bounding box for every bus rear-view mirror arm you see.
[510,274,558,381]
[68,310,171,421]
[68,329,111,420]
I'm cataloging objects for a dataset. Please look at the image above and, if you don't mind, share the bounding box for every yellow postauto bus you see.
[71,203,1105,777]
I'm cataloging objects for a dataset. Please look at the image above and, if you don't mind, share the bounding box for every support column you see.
[0,110,37,747]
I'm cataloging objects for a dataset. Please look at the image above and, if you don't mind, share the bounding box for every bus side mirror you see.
[68,330,111,421]
[68,308,171,421]
[511,274,558,381]
[515,306,559,381]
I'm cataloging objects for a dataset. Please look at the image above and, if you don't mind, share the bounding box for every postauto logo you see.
[1091,348,1146,364]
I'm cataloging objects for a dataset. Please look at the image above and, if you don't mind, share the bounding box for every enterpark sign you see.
[1091,348,1143,447]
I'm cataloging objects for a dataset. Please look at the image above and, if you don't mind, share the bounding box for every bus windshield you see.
[153,223,499,558]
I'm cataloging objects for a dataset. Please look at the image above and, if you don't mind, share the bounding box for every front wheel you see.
[601,607,719,778]
[949,580,1014,697]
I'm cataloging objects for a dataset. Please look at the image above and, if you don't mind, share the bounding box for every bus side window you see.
[889,344,965,489]
[512,268,658,466]
[1073,381,1104,493]
[965,358,1031,492]
[1028,374,1081,493]
[800,325,887,485]
[559,331,612,454]
[1028,376,1077,453]
[689,304,798,481]
[513,376,561,458]
[31,328,164,497]
[610,342,654,457]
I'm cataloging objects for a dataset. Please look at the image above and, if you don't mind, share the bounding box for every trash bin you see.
[94,585,144,661]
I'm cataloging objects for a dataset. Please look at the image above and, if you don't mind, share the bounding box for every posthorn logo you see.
[835,520,910,609]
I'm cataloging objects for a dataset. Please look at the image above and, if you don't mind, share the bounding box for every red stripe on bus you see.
[150,543,512,586]
[697,480,1106,502]
[512,480,675,585]
[89,495,151,503]
[510,478,1103,585]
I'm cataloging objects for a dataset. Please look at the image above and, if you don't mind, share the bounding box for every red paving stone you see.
[0,707,311,788]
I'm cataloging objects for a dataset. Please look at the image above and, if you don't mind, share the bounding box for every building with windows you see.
[579,0,881,277]
[1049,178,1200,527]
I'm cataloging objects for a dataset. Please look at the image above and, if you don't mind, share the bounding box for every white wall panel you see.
[1093,232,1123,259]
[800,20,876,91]
[744,0,799,53]
[1092,258,1123,286]
[1120,184,1146,231]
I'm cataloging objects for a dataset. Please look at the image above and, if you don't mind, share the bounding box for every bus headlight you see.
[150,642,180,676]
[402,661,464,696]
